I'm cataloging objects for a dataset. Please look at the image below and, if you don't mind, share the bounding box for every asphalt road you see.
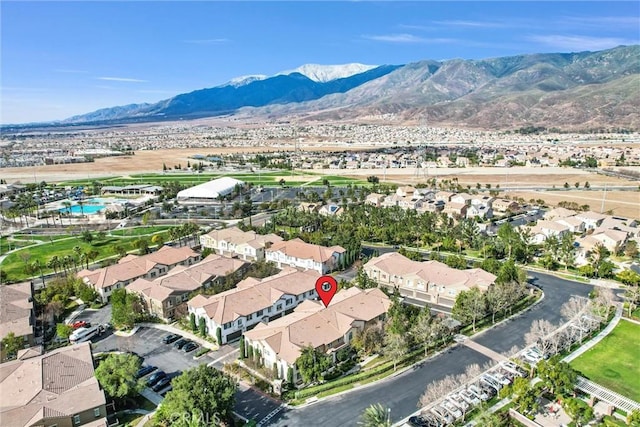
[91,326,281,422]
[267,272,593,426]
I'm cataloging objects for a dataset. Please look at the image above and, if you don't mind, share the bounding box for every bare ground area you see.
[509,190,640,218]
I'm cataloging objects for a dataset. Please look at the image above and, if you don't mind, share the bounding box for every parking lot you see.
[91,326,281,423]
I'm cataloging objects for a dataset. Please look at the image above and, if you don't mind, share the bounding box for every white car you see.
[501,361,526,377]
[447,394,470,412]
[431,406,454,424]
[459,389,481,406]
[480,374,502,391]
[490,371,512,385]
[441,399,463,419]
[468,384,489,401]
[521,350,542,364]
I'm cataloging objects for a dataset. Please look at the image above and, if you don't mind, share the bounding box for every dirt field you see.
[2,149,637,219]
[508,190,640,218]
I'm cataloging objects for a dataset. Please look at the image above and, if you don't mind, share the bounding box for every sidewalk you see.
[563,304,623,363]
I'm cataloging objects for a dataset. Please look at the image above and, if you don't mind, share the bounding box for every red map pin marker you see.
[315,276,338,308]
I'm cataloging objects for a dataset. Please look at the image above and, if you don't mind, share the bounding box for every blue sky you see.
[1,1,638,124]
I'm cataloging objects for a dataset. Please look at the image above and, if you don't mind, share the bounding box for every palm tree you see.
[358,403,391,427]
[62,201,72,225]
[47,255,61,277]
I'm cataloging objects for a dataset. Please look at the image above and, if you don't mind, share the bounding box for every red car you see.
[72,321,89,329]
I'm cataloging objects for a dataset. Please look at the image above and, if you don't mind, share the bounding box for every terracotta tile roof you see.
[0,281,33,339]
[267,238,346,263]
[202,226,282,249]
[78,246,198,289]
[0,343,106,427]
[245,288,391,364]
[189,268,320,325]
[364,252,495,290]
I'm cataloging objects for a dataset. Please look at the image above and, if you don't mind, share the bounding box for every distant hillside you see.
[61,64,400,124]
[265,45,639,130]
[28,45,640,131]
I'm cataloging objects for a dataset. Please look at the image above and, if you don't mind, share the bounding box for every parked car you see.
[72,320,89,329]
[468,384,489,401]
[447,394,470,412]
[441,399,463,419]
[182,342,198,353]
[459,389,481,406]
[162,333,181,344]
[430,406,454,425]
[489,371,512,386]
[146,371,166,387]
[151,376,172,392]
[522,349,542,364]
[501,361,526,378]
[173,338,190,349]
[135,365,157,379]
[408,415,432,427]
[481,374,502,391]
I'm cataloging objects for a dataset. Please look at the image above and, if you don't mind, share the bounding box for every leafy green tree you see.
[216,327,222,346]
[350,323,384,356]
[111,289,141,329]
[94,353,144,400]
[537,356,577,397]
[627,409,640,426]
[1,332,24,359]
[383,330,408,371]
[81,230,94,244]
[410,309,435,356]
[296,345,330,384]
[452,287,487,332]
[287,366,294,384]
[156,365,237,426]
[358,403,391,427]
[56,323,74,340]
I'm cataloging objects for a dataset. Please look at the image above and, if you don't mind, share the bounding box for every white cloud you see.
[528,34,638,51]
[183,38,229,44]
[363,33,456,44]
[97,77,148,83]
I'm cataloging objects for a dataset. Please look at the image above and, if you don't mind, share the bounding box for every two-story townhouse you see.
[396,186,416,198]
[527,220,571,244]
[363,252,495,308]
[555,216,586,233]
[188,268,320,344]
[77,245,200,302]
[492,199,520,214]
[574,211,607,230]
[126,254,249,321]
[244,287,391,383]
[365,193,385,207]
[0,281,36,362]
[199,226,282,261]
[543,207,577,221]
[265,238,346,274]
[0,343,108,427]
[450,193,473,206]
[443,202,468,219]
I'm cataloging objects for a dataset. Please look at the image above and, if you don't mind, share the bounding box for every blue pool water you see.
[59,204,105,214]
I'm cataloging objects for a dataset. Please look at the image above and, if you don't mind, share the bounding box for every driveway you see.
[91,326,282,423]
[266,272,593,426]
[71,304,112,327]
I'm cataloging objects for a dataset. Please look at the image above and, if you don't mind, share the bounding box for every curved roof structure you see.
[177,177,244,200]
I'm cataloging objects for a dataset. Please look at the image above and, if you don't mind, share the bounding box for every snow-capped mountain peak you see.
[279,63,378,82]
[223,74,268,87]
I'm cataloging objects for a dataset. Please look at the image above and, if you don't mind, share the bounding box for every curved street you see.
[267,272,594,427]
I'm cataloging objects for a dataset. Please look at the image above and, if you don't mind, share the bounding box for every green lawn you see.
[110,226,172,236]
[0,231,167,282]
[571,320,640,402]
[0,237,32,255]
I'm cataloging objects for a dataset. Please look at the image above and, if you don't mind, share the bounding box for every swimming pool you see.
[60,204,105,214]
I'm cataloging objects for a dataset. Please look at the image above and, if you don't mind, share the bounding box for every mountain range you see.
[58,45,640,130]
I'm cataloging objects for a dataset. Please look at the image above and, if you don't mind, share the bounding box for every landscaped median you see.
[282,290,543,406]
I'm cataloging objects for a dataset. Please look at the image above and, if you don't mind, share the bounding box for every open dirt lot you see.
[509,190,640,218]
